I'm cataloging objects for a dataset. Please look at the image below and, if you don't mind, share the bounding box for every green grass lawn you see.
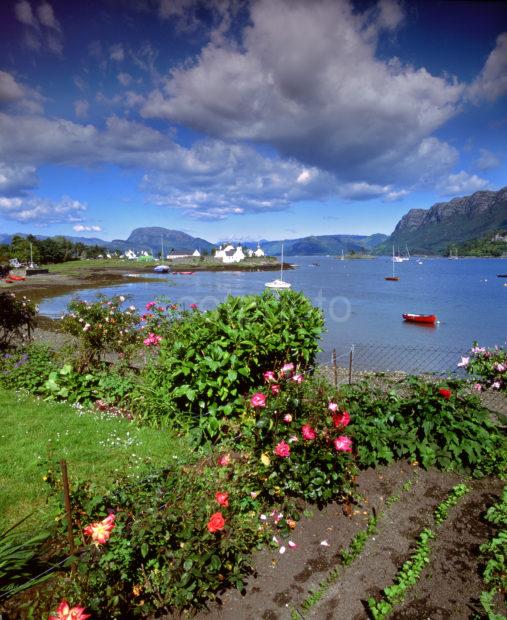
[0,387,189,531]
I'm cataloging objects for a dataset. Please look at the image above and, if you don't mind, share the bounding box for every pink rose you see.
[190,303,198,310]
[473,383,483,392]
[250,392,267,408]
[263,370,276,383]
[301,424,316,440]
[283,414,293,423]
[215,492,229,507]
[328,402,339,412]
[274,441,291,458]
[145,301,156,310]
[270,384,281,395]
[332,411,351,428]
[292,373,304,384]
[333,436,353,452]
[217,453,231,467]
[280,363,294,376]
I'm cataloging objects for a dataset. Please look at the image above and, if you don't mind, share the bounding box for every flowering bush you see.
[0,292,37,348]
[136,290,324,436]
[243,368,356,503]
[342,375,506,477]
[459,343,507,392]
[0,343,57,393]
[60,295,141,369]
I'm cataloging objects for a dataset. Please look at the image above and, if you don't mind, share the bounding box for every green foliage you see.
[463,343,507,392]
[0,517,50,600]
[2,233,106,264]
[0,343,57,392]
[241,373,355,504]
[136,290,324,433]
[0,292,37,349]
[433,483,470,525]
[343,376,506,477]
[453,234,507,257]
[44,460,267,618]
[61,295,141,369]
[480,486,507,601]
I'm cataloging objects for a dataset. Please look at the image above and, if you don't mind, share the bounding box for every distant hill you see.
[378,186,507,255]
[233,234,387,256]
[0,228,215,255]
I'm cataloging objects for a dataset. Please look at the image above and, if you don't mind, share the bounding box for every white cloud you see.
[437,171,488,196]
[73,224,102,232]
[0,71,44,113]
[142,0,464,187]
[117,72,133,87]
[110,43,125,62]
[74,99,89,119]
[0,195,87,224]
[468,33,507,102]
[14,1,63,54]
[37,2,60,31]
[0,163,37,195]
[475,148,500,170]
[14,1,38,27]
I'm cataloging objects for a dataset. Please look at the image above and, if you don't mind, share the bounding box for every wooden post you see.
[348,345,354,384]
[60,459,76,556]
[332,348,338,388]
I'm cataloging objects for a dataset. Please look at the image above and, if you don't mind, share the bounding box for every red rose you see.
[215,492,229,507]
[207,512,225,533]
[438,388,451,399]
[332,411,351,428]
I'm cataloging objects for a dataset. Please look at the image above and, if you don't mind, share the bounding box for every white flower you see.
[320,540,330,547]
[288,541,297,548]
[119,296,125,302]
[83,323,91,332]
[279,546,286,554]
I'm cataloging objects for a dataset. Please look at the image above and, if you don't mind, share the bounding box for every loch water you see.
[39,256,506,370]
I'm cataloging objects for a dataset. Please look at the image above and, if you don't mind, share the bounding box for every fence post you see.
[332,348,338,389]
[348,345,354,384]
[60,459,76,557]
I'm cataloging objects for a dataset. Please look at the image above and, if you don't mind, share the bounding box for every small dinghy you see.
[402,313,437,325]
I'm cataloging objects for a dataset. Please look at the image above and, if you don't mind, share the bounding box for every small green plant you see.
[0,343,57,393]
[434,483,470,525]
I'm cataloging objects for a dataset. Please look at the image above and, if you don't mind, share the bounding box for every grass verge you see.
[0,387,189,531]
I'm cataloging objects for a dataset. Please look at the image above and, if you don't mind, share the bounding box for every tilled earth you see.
[163,462,504,620]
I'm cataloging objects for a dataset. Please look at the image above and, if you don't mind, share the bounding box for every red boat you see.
[402,313,437,325]
[174,271,195,275]
[8,274,26,281]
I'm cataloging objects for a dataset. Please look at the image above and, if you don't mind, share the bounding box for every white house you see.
[192,249,201,257]
[124,249,137,260]
[247,244,265,258]
[215,244,246,263]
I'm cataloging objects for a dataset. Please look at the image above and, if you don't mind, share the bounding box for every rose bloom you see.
[84,513,116,546]
[217,453,231,467]
[145,301,156,310]
[207,511,226,533]
[250,392,267,408]
[333,436,353,453]
[270,384,281,395]
[328,402,339,412]
[473,383,483,392]
[283,413,293,423]
[332,411,351,428]
[190,303,198,309]
[301,424,316,440]
[49,600,91,620]
[280,362,294,376]
[274,440,291,458]
[438,388,452,399]
[215,492,229,507]
[292,373,304,384]
[492,381,502,390]
[263,370,276,383]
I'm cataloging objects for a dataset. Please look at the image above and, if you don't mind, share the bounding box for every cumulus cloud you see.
[0,195,87,224]
[0,71,44,113]
[0,163,38,195]
[110,43,125,62]
[73,224,102,232]
[437,171,488,196]
[468,33,507,102]
[475,148,500,170]
[14,1,63,54]
[74,99,89,119]
[142,0,463,187]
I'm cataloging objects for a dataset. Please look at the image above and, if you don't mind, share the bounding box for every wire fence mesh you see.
[319,343,507,418]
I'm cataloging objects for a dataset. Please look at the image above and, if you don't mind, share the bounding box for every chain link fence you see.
[319,343,507,419]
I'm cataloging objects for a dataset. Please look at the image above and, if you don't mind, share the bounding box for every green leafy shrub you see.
[42,461,267,618]
[242,372,356,504]
[136,291,324,434]
[60,295,141,369]
[460,342,507,392]
[480,486,507,595]
[0,343,57,392]
[0,292,37,349]
[342,376,506,477]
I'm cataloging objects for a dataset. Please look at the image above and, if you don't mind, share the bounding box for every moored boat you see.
[402,313,437,325]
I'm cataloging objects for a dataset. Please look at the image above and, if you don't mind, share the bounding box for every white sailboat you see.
[265,243,291,289]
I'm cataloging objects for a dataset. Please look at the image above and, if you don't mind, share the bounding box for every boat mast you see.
[280,242,284,281]
[392,246,395,277]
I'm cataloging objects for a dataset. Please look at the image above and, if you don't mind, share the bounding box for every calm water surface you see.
[39,256,506,364]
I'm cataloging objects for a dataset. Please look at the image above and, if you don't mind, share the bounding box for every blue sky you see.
[0,0,506,243]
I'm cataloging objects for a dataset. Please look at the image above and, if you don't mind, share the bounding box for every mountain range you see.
[378,186,507,254]
[1,186,505,256]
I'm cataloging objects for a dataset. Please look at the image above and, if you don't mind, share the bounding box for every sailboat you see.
[154,234,171,272]
[341,249,345,261]
[265,243,291,289]
[385,247,399,281]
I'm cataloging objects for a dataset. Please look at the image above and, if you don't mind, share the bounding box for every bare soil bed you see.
[163,462,504,620]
